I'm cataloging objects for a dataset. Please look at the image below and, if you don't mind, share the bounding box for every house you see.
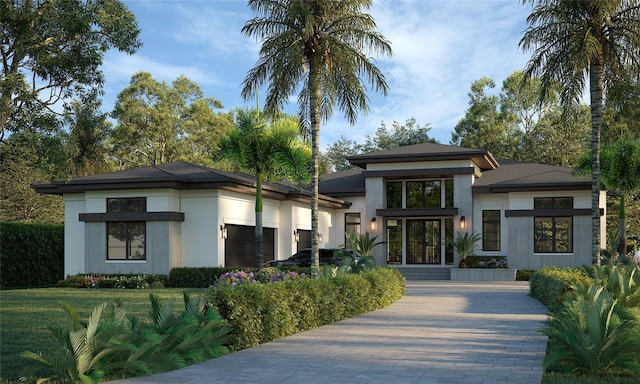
[33,142,606,278]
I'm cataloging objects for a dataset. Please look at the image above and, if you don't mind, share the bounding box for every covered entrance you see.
[386,218,454,266]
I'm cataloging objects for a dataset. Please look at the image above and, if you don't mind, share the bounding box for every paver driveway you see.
[108,281,548,384]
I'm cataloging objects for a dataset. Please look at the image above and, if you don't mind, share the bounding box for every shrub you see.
[516,269,534,281]
[529,267,591,308]
[583,264,640,308]
[0,222,64,288]
[168,267,238,288]
[466,255,509,269]
[58,274,168,289]
[213,271,258,288]
[542,284,640,376]
[255,267,283,283]
[20,294,231,383]
[206,267,405,350]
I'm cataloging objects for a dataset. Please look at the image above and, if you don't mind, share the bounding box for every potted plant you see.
[448,232,481,268]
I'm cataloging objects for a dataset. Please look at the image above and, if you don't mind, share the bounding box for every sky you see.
[101,0,535,149]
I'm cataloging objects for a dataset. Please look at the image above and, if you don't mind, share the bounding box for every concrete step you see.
[392,266,451,280]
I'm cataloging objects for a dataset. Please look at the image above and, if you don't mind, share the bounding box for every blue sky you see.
[101,0,534,148]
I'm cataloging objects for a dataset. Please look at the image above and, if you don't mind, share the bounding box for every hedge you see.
[206,267,406,350]
[168,267,238,288]
[0,222,64,289]
[529,266,591,308]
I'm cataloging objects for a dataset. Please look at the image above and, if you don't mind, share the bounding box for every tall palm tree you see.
[519,0,640,264]
[241,0,392,272]
[218,109,311,270]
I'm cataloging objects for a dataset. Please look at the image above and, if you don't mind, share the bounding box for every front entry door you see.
[407,219,441,264]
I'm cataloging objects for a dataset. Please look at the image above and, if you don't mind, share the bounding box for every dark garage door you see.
[225,224,275,267]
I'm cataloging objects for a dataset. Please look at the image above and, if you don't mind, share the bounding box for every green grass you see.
[0,287,204,382]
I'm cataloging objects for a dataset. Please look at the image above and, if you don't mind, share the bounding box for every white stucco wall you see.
[63,194,87,276]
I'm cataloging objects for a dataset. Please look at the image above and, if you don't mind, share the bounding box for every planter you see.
[450,268,517,281]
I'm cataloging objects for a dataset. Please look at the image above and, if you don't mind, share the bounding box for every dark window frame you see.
[533,197,574,254]
[106,198,147,261]
[344,212,361,248]
[482,210,501,251]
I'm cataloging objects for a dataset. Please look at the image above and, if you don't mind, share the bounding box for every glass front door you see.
[407,219,441,264]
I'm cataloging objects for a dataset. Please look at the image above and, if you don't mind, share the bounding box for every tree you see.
[576,137,640,257]
[241,0,392,272]
[110,72,231,169]
[218,109,311,270]
[520,0,640,263]
[361,118,437,153]
[64,96,112,177]
[451,77,520,158]
[0,0,141,140]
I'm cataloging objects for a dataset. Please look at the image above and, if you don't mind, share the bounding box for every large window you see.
[107,198,146,260]
[344,213,361,248]
[386,219,402,264]
[533,197,573,253]
[387,179,453,209]
[482,210,501,251]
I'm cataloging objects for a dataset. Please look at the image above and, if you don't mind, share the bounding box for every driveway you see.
[108,281,548,384]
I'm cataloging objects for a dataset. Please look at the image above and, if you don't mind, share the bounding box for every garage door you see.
[224,224,275,267]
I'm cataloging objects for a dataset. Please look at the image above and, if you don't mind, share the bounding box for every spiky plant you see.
[447,232,481,268]
[542,284,640,376]
[584,264,640,308]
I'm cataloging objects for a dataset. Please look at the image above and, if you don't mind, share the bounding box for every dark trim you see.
[376,208,459,217]
[474,183,591,194]
[505,208,604,217]
[80,212,185,222]
[362,167,474,179]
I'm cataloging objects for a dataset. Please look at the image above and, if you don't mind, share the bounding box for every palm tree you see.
[241,0,392,272]
[519,0,640,264]
[576,136,640,257]
[218,109,311,270]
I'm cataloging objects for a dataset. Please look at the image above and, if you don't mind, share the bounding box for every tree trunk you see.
[618,191,626,258]
[255,171,264,271]
[309,62,321,277]
[589,61,603,266]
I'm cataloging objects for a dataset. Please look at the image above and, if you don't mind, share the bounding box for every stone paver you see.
[107,281,548,384]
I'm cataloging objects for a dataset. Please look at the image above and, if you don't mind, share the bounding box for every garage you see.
[224,224,275,267]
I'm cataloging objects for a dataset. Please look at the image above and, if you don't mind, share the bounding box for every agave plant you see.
[583,264,640,308]
[542,284,640,376]
[345,230,385,257]
[446,232,481,268]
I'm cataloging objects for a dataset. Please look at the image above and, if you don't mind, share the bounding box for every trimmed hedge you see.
[529,266,591,308]
[168,267,238,288]
[0,222,64,289]
[466,255,509,268]
[206,267,406,350]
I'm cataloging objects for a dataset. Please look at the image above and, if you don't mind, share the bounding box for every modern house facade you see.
[34,143,606,278]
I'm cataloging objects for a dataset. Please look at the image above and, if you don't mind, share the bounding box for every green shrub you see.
[256,267,283,282]
[516,269,534,281]
[466,255,508,268]
[58,274,168,289]
[206,267,405,350]
[530,266,591,308]
[542,284,640,376]
[583,264,640,308]
[0,222,64,288]
[168,267,238,288]
[20,294,231,383]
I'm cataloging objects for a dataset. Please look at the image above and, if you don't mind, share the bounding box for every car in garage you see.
[265,248,355,267]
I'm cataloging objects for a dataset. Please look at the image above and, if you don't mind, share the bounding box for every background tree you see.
[322,118,435,173]
[520,0,640,263]
[0,130,67,223]
[241,0,392,272]
[110,72,231,169]
[450,71,590,165]
[218,109,311,270]
[64,95,112,177]
[0,0,141,140]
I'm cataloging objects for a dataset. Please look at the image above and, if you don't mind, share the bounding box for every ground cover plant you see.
[0,288,202,382]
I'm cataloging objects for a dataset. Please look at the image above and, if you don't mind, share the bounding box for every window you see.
[533,197,573,253]
[406,180,441,208]
[482,210,501,251]
[344,213,361,248]
[107,198,146,260]
[386,181,402,209]
[386,219,402,264]
[445,179,454,208]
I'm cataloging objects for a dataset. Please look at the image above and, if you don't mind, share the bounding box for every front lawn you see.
[0,288,204,382]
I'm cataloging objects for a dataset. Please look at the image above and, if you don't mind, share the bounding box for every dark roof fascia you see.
[376,208,459,217]
[362,167,474,179]
[473,182,591,194]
